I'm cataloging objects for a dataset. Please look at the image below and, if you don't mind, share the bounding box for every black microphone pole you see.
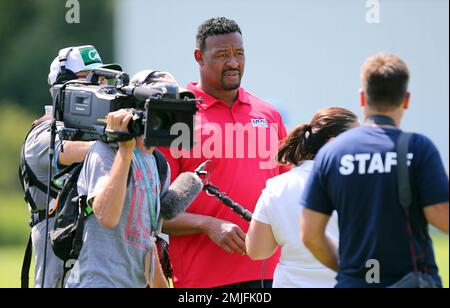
[203,184,252,222]
[195,161,264,285]
[194,160,252,222]
[196,162,268,287]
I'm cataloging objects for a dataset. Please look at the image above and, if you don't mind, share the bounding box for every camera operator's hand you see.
[106,110,135,150]
[204,218,247,255]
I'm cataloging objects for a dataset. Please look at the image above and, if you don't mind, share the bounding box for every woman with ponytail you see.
[246,107,358,288]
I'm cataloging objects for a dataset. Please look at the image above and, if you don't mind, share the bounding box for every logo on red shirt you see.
[251,119,269,128]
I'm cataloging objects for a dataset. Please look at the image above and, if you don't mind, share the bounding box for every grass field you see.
[0,193,448,288]
[434,235,449,288]
[0,236,448,288]
[0,246,35,288]
[0,195,30,246]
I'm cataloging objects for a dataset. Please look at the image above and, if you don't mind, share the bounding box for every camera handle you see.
[103,109,146,144]
[104,129,134,143]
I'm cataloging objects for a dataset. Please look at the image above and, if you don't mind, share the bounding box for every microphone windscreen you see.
[160,172,203,220]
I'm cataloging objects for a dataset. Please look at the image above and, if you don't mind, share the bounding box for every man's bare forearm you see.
[162,212,213,236]
[424,202,449,234]
[305,235,339,272]
[92,147,133,229]
[58,141,94,166]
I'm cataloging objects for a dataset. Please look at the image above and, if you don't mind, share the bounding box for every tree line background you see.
[0,0,114,194]
[0,0,114,247]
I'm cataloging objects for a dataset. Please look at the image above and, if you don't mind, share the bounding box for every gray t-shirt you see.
[67,141,170,288]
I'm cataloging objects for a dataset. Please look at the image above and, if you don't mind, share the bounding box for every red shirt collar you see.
[187,82,250,109]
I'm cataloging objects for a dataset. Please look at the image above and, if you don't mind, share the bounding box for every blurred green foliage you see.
[0,0,115,114]
[0,105,36,248]
[0,104,35,193]
[0,0,115,249]
[0,0,115,197]
[0,193,30,246]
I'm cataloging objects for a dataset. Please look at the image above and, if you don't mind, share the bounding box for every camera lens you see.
[151,111,172,132]
[152,117,163,131]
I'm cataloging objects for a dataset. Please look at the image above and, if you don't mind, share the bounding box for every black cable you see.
[261,260,267,288]
[42,117,57,288]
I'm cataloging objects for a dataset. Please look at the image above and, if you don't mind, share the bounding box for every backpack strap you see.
[153,149,169,191]
[19,120,57,288]
[20,234,33,288]
[51,162,82,190]
[396,132,429,274]
[397,132,413,209]
[29,210,54,227]
[70,195,88,260]
[126,149,168,189]
[18,121,59,211]
[61,194,89,287]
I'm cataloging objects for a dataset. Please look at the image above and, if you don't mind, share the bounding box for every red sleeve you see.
[157,147,181,183]
[278,117,288,141]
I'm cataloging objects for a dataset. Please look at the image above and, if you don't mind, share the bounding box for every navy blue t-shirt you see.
[301,125,449,288]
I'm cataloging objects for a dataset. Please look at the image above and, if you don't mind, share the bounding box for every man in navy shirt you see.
[300,53,449,288]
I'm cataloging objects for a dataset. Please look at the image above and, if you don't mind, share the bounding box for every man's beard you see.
[221,80,241,90]
[221,70,241,90]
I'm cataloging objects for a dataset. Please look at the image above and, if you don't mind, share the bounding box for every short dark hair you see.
[278,107,358,165]
[196,17,242,51]
[361,53,410,111]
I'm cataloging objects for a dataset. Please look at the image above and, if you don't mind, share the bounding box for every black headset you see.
[54,47,78,85]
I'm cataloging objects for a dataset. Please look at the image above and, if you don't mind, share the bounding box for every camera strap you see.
[132,148,159,234]
[396,132,430,275]
[104,129,134,143]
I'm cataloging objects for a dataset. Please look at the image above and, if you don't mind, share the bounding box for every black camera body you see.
[52,68,198,149]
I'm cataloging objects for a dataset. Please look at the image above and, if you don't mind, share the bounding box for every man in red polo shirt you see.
[160,17,288,288]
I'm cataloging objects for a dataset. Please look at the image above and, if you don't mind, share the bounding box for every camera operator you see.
[20,45,119,288]
[65,70,175,288]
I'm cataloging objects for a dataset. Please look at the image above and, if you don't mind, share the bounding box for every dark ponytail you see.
[278,107,358,165]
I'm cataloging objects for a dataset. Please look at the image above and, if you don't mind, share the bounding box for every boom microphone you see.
[159,172,204,220]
